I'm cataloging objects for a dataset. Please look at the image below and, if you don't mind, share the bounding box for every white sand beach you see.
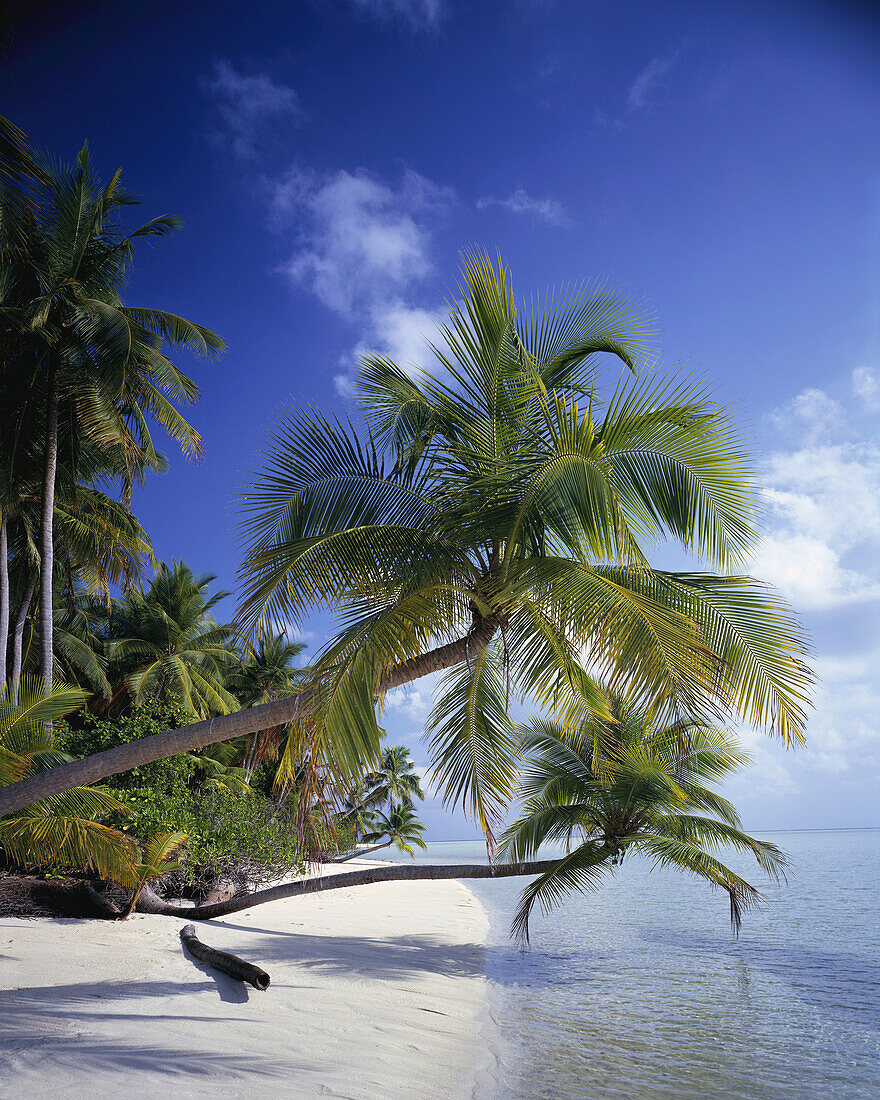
[0,862,496,1099]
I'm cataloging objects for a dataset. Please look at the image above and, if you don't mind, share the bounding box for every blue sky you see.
[5,0,880,836]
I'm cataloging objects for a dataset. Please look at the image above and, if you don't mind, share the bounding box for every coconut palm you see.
[498,693,786,942]
[0,676,136,881]
[119,829,187,919]
[228,634,306,778]
[106,561,239,718]
[363,745,425,809]
[0,256,812,819]
[0,142,223,689]
[358,801,427,858]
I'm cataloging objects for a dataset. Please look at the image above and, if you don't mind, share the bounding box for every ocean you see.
[389,829,880,1099]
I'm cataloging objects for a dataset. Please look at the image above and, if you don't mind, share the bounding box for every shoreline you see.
[0,860,498,1098]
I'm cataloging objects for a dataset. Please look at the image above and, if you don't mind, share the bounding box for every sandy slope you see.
[0,862,497,1099]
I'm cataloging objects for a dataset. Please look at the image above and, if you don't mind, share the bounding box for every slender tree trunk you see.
[328,840,393,864]
[0,514,8,688]
[0,613,503,815]
[10,577,35,705]
[136,858,560,920]
[39,363,58,690]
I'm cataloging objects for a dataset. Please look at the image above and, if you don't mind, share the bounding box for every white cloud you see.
[476,188,569,227]
[852,365,880,410]
[626,52,680,112]
[272,167,450,318]
[203,60,301,159]
[754,385,880,610]
[385,686,430,720]
[348,0,446,29]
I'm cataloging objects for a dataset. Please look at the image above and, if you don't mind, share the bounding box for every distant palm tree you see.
[0,676,136,882]
[358,801,427,859]
[498,693,786,943]
[106,561,239,718]
[228,634,306,778]
[363,745,424,810]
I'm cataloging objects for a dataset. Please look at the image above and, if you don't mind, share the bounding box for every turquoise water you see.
[390,830,880,1098]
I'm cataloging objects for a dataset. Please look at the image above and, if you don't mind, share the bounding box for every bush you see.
[56,701,308,895]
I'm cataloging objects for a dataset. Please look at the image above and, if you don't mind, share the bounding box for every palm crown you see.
[239,253,811,842]
[499,693,786,942]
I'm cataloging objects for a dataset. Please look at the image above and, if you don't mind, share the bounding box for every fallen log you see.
[179,923,271,990]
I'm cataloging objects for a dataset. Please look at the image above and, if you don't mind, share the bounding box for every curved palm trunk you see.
[136,858,559,920]
[0,514,8,687]
[0,613,503,814]
[39,363,58,690]
[329,839,393,863]
[10,577,35,705]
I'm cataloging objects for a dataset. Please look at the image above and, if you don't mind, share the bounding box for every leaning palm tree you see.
[106,561,240,718]
[0,676,136,882]
[359,801,427,858]
[499,694,785,942]
[0,255,811,820]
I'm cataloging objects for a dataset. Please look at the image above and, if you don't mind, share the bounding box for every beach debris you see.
[179,923,271,990]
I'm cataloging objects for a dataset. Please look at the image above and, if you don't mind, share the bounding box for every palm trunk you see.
[0,514,8,688]
[136,858,560,920]
[39,363,58,690]
[0,613,502,815]
[10,577,35,705]
[329,840,393,863]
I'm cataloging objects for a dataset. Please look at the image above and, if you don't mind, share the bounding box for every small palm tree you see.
[362,745,424,812]
[360,801,428,858]
[499,693,786,943]
[119,829,188,919]
[0,676,136,882]
[107,561,239,718]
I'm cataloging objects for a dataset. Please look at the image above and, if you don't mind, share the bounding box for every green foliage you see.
[499,690,787,943]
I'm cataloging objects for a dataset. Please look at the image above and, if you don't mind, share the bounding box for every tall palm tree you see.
[0,142,224,689]
[106,561,239,718]
[0,255,812,818]
[498,694,785,942]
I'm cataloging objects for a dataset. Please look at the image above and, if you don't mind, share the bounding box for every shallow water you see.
[390,830,880,1098]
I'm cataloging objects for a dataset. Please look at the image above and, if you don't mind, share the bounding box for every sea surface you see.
[388,829,880,1099]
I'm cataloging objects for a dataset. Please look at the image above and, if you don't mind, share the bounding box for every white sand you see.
[0,862,498,1099]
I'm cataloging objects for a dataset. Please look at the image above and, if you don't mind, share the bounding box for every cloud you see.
[271,167,451,318]
[385,686,430,721]
[202,60,302,159]
[335,302,442,396]
[753,381,880,610]
[626,51,680,112]
[476,188,569,227]
[852,364,880,410]
[347,0,446,29]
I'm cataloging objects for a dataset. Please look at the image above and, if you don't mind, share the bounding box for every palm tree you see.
[0,141,224,689]
[498,694,785,942]
[359,801,427,858]
[363,745,425,810]
[0,255,812,818]
[106,561,240,718]
[228,634,306,778]
[0,676,136,882]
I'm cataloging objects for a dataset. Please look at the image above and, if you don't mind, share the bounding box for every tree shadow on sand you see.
[0,978,309,1079]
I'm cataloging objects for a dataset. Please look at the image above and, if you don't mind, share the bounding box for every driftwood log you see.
[179,923,271,990]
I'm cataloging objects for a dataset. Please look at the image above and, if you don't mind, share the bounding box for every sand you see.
[0,861,498,1099]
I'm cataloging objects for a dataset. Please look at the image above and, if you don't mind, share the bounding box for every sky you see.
[4,0,880,838]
